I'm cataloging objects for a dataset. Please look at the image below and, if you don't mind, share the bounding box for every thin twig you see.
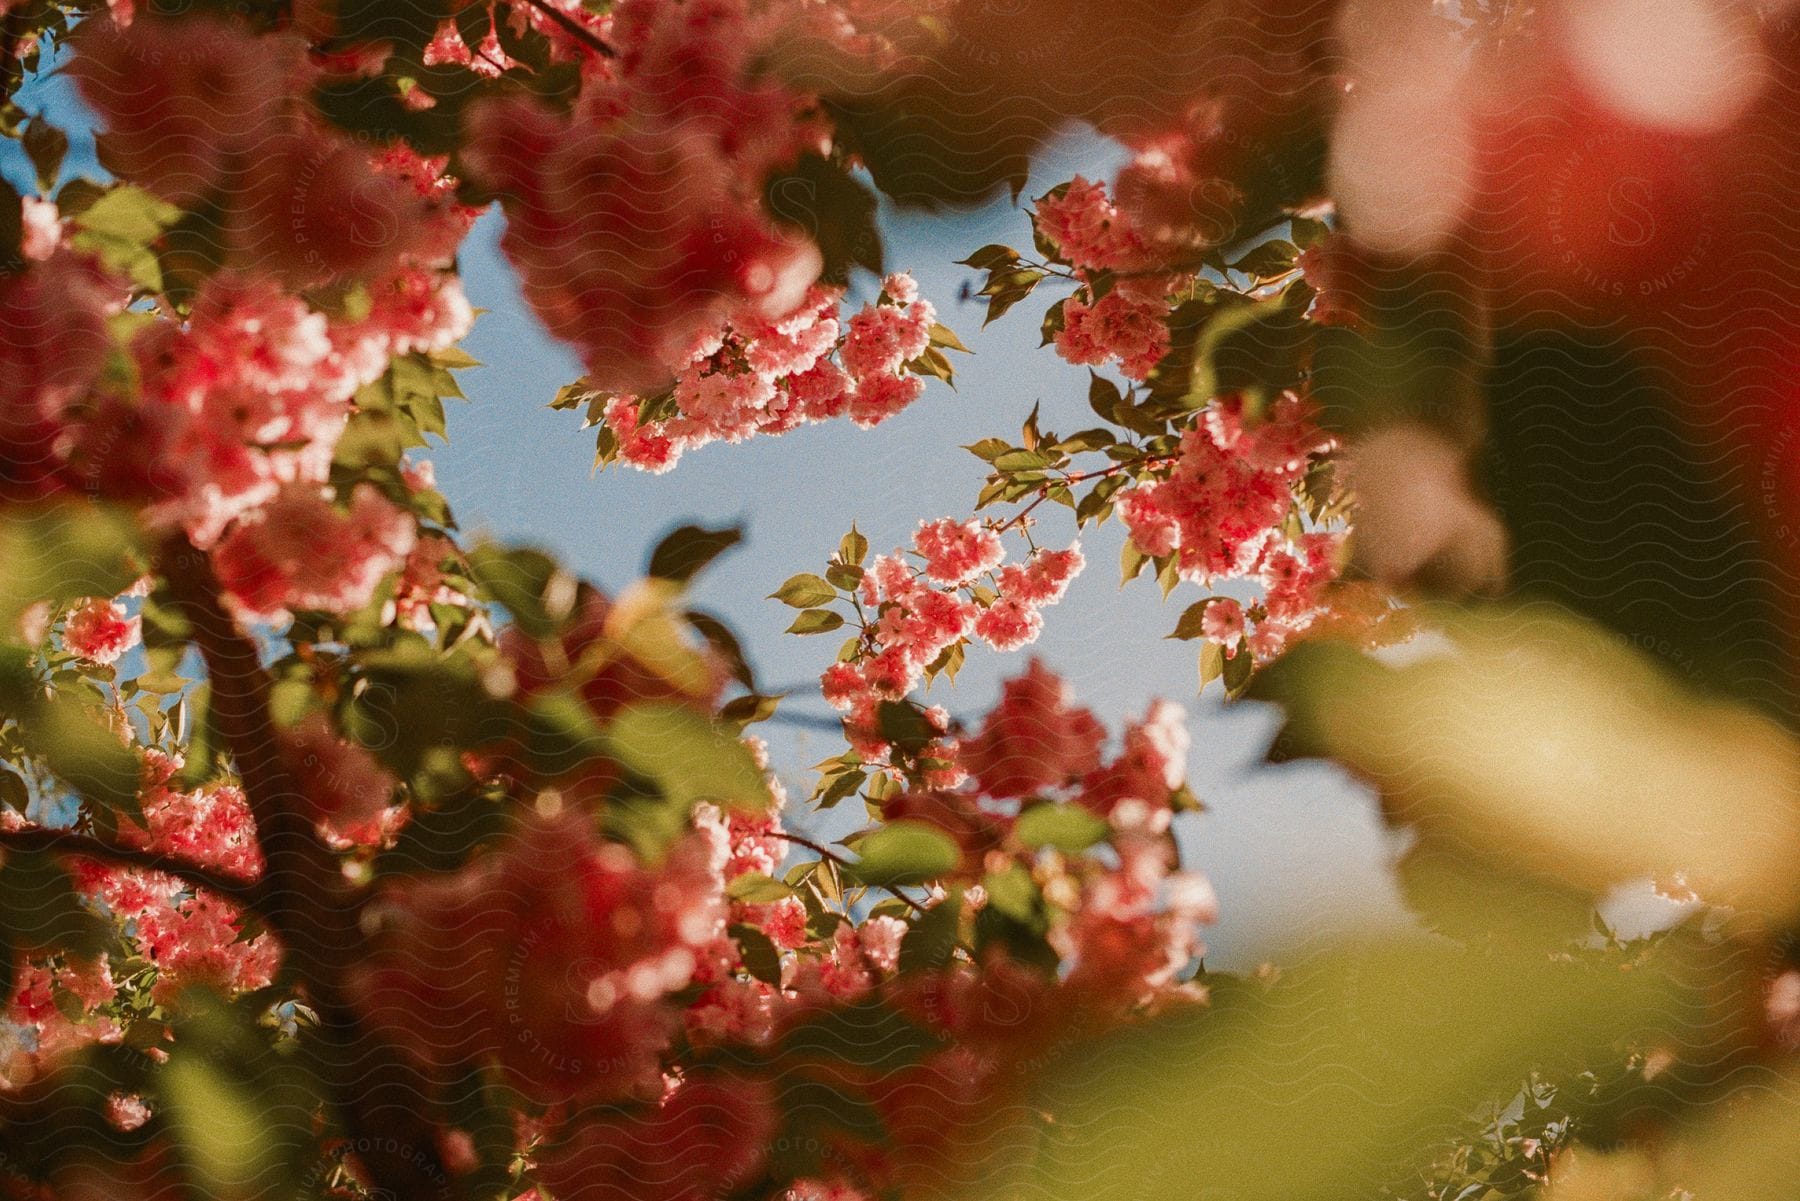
[770,830,928,915]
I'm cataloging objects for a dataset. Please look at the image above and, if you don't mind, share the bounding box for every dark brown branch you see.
[154,538,456,1201]
[518,0,617,57]
[0,826,256,902]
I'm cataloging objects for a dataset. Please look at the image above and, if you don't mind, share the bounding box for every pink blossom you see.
[1033,176,1150,272]
[533,1075,777,1201]
[281,713,397,838]
[959,659,1105,798]
[973,597,1043,651]
[842,301,932,378]
[1055,289,1170,380]
[1201,597,1245,645]
[71,14,296,209]
[857,915,908,973]
[212,484,416,621]
[464,89,821,394]
[913,518,1003,586]
[846,370,926,428]
[62,598,141,665]
[350,811,729,1103]
[19,197,60,261]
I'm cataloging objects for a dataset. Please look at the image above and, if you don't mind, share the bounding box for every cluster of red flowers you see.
[462,0,847,395]
[1032,177,1190,380]
[605,274,939,471]
[820,519,1083,759]
[1,750,276,1085]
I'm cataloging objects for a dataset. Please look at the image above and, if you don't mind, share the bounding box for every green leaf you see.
[839,525,869,567]
[780,998,944,1068]
[1186,295,1313,408]
[68,184,182,293]
[981,863,1044,926]
[28,694,142,821]
[162,1051,281,1200]
[964,438,1013,462]
[1169,601,1215,641]
[824,563,864,591]
[956,244,1021,272]
[647,523,742,585]
[1,852,107,959]
[906,345,957,387]
[786,609,845,635]
[771,574,838,608]
[0,502,140,633]
[467,544,573,639]
[1198,642,1226,692]
[928,322,973,353]
[1228,238,1298,279]
[1290,216,1330,249]
[845,821,960,887]
[980,268,1047,327]
[22,117,68,191]
[719,692,781,728]
[1056,428,1116,453]
[1015,803,1109,853]
[605,702,770,814]
[728,872,794,903]
[898,891,963,974]
[1121,541,1150,586]
[764,154,883,284]
[730,922,783,986]
[875,700,936,751]
[1222,640,1254,698]
[1088,372,1124,423]
[815,766,866,809]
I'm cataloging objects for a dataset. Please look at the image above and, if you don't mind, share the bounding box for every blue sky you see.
[5,64,1411,967]
[434,131,1413,964]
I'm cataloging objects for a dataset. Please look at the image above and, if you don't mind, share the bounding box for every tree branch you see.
[154,539,457,1201]
[0,826,257,902]
[518,0,617,57]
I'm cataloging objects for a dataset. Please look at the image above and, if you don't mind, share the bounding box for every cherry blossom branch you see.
[770,830,928,915]
[0,826,257,902]
[991,454,1180,535]
[518,0,618,58]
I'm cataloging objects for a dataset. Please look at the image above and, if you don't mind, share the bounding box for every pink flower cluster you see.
[1055,797,1216,1005]
[62,597,141,665]
[71,14,475,286]
[1033,177,1163,275]
[1,234,466,618]
[212,484,418,622]
[1054,288,1172,381]
[957,659,1104,799]
[1034,177,1188,380]
[1113,391,1366,659]
[1,750,278,1084]
[0,249,120,500]
[869,659,1210,1012]
[130,271,468,551]
[1117,391,1331,579]
[534,1073,776,1201]
[349,809,731,1104]
[463,0,836,394]
[279,714,401,847]
[685,796,919,1044]
[818,521,1083,759]
[604,275,937,472]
